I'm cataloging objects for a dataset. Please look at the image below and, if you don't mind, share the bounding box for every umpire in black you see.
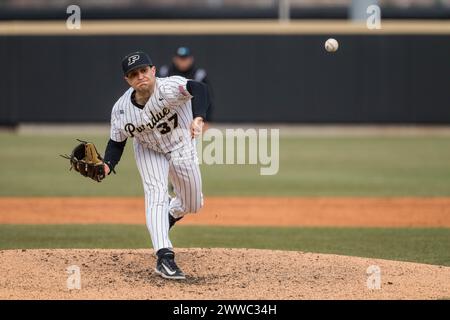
[159,46,215,122]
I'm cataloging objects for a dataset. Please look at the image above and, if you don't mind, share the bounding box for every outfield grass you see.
[0,225,448,266]
[1,133,450,196]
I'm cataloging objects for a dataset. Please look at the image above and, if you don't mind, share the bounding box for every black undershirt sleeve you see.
[104,139,127,174]
[187,80,209,120]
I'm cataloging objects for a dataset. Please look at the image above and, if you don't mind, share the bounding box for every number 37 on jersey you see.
[124,109,179,137]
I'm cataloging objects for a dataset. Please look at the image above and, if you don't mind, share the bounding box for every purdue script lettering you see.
[124,107,171,137]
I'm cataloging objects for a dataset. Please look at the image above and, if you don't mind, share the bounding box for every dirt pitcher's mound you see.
[0,248,449,300]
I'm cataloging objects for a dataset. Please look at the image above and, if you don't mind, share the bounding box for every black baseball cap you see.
[121,51,153,75]
[175,46,191,58]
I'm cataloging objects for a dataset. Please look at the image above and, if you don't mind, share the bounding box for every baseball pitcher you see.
[103,51,208,280]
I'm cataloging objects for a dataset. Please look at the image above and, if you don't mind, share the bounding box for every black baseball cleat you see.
[169,214,183,230]
[155,248,186,280]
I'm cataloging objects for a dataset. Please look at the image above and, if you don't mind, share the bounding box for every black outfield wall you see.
[1,34,449,124]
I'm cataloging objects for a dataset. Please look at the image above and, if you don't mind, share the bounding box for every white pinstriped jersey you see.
[110,76,194,153]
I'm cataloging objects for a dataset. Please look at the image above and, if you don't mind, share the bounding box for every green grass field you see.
[0,225,448,266]
[1,131,449,266]
[1,132,450,196]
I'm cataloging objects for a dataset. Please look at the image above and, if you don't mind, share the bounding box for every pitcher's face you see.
[125,65,156,92]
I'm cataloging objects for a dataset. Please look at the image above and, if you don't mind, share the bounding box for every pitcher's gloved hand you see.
[61,139,107,182]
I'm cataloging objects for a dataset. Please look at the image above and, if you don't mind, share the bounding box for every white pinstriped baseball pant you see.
[133,140,203,252]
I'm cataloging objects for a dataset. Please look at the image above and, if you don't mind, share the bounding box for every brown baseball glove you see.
[61,139,106,182]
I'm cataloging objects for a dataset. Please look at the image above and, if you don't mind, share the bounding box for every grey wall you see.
[1,34,449,124]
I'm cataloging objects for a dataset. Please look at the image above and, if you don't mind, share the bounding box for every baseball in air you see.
[325,38,339,52]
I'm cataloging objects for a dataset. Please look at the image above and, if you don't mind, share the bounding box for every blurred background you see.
[1,1,450,18]
[0,0,449,125]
